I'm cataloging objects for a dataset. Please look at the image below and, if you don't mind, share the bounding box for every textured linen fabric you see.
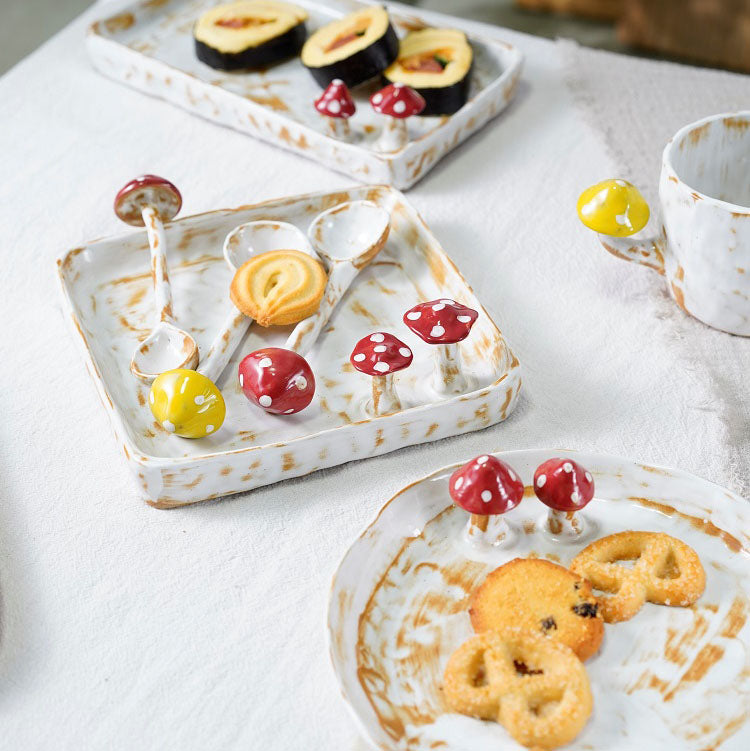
[0,2,747,749]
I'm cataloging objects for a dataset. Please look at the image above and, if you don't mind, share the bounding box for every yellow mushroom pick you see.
[149,369,226,439]
[577,179,650,237]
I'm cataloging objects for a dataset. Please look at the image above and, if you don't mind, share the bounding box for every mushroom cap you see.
[149,369,225,439]
[350,332,412,376]
[403,298,478,344]
[577,179,649,237]
[534,458,595,512]
[314,78,355,119]
[238,347,315,415]
[114,174,182,227]
[370,82,426,118]
[449,454,524,515]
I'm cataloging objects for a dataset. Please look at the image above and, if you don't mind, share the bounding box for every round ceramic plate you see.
[328,449,750,751]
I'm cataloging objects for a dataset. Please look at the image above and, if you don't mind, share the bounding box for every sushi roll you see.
[194,1,307,71]
[383,28,473,115]
[301,6,398,89]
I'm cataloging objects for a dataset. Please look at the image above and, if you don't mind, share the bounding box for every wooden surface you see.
[618,0,750,72]
[515,0,622,22]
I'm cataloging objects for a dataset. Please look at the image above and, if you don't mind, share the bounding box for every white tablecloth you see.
[0,2,748,749]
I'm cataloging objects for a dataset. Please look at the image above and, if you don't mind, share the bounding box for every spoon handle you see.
[142,205,174,325]
[285,261,359,357]
[198,306,251,383]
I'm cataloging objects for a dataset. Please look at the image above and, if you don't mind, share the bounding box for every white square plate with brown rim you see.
[57,185,521,507]
[328,448,750,750]
[86,0,523,189]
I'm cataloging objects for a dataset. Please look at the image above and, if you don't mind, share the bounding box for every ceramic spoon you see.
[197,221,315,383]
[285,201,391,356]
[115,175,199,382]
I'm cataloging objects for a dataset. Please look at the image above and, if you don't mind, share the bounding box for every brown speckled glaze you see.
[86,0,523,189]
[329,449,750,750]
[57,185,521,507]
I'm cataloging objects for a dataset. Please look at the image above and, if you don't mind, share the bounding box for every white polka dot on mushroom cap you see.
[571,490,581,503]
[353,353,365,362]
[394,82,404,88]
[194,395,205,405]
[585,471,593,482]
[563,462,573,472]
[537,474,546,487]
[328,99,341,114]
[295,376,307,390]
[430,325,445,338]
[481,490,492,502]
[373,361,390,373]
[406,311,421,320]
[393,100,406,114]
[259,357,272,368]
[259,395,272,407]
[432,302,445,311]
[457,315,472,323]
[206,424,214,434]
[372,93,382,104]
[476,455,489,465]
[332,78,343,85]
[373,345,386,353]
[454,477,464,490]
[370,333,385,342]
[399,347,411,357]
[440,299,453,305]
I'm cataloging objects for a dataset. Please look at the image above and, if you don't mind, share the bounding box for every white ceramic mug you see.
[599,111,750,335]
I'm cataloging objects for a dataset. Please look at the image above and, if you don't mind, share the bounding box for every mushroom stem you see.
[326,117,351,140]
[377,116,408,152]
[470,513,489,532]
[141,205,173,324]
[368,374,401,416]
[464,514,511,547]
[434,343,467,395]
[546,509,585,538]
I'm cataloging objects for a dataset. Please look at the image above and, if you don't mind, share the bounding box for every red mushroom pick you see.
[350,332,412,416]
[450,454,524,545]
[114,174,182,227]
[403,298,478,395]
[238,347,315,415]
[534,458,595,538]
[370,83,426,152]
[314,79,356,140]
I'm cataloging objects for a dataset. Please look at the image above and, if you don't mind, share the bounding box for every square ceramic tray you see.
[86,0,523,189]
[329,449,750,750]
[57,185,521,507]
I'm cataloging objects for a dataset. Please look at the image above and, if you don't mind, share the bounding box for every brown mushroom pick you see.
[403,298,478,395]
[449,454,524,546]
[370,83,425,152]
[350,332,412,416]
[314,79,356,140]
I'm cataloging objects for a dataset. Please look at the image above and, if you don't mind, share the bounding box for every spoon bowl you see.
[308,201,390,265]
[132,321,199,381]
[223,219,314,270]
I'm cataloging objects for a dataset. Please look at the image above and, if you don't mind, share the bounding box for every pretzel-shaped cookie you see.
[570,531,705,623]
[443,629,592,749]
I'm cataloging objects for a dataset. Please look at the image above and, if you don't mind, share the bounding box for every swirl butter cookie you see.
[230,249,326,327]
[470,558,604,661]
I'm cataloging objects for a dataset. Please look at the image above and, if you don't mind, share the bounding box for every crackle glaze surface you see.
[598,111,750,335]
[86,0,523,189]
[328,449,750,750]
[57,185,521,507]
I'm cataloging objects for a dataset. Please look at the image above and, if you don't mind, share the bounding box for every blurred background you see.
[1,0,746,75]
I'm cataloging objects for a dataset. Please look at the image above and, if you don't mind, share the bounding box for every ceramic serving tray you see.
[328,449,750,750]
[86,0,523,189]
[57,185,521,507]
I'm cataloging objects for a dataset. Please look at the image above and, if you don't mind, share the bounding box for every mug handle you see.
[597,234,665,276]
